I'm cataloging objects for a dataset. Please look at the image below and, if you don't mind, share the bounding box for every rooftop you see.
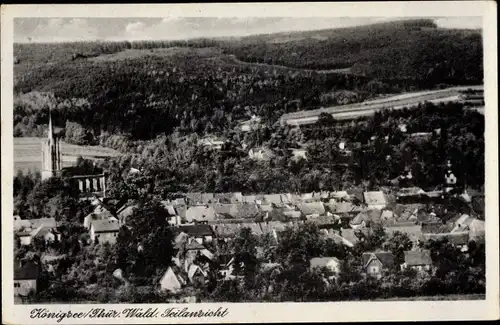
[404,250,432,266]
[91,219,120,233]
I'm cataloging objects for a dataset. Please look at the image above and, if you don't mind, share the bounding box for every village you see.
[14,164,485,298]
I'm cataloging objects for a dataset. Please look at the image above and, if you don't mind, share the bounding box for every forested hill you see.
[221,19,483,82]
[14,19,483,141]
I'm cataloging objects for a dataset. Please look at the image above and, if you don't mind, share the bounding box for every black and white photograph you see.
[2,2,498,324]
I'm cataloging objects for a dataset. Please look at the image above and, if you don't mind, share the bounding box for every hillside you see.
[13,19,483,141]
[220,19,483,83]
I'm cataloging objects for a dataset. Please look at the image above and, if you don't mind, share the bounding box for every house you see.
[330,191,350,201]
[260,221,288,243]
[324,230,355,247]
[161,201,180,225]
[451,214,475,232]
[89,219,120,244]
[339,228,371,246]
[15,217,57,236]
[384,225,424,245]
[422,190,444,202]
[409,132,432,140]
[362,252,395,279]
[469,219,485,242]
[301,192,318,202]
[17,222,62,246]
[298,202,325,218]
[363,191,388,209]
[421,221,447,234]
[84,205,118,228]
[380,210,395,222]
[249,147,275,161]
[231,192,244,203]
[401,250,433,272]
[396,187,426,203]
[14,260,40,296]
[229,203,260,219]
[258,204,274,213]
[212,223,241,241]
[310,257,342,276]
[280,194,291,204]
[173,198,186,206]
[347,189,364,203]
[212,203,233,219]
[187,264,207,286]
[283,210,302,220]
[214,193,234,204]
[176,224,215,244]
[185,206,216,223]
[289,148,307,161]
[159,266,187,293]
[31,217,57,229]
[393,204,426,221]
[129,167,141,174]
[31,226,61,244]
[13,215,31,231]
[423,232,470,251]
[350,210,382,229]
[239,115,262,132]
[175,206,188,223]
[177,241,214,272]
[307,214,337,227]
[242,195,257,203]
[217,255,238,280]
[16,230,34,246]
[185,192,203,205]
[198,137,225,150]
[263,194,283,205]
[201,193,215,204]
[333,202,364,215]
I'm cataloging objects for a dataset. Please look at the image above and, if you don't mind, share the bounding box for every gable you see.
[366,258,383,268]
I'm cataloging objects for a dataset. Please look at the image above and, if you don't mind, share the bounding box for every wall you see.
[14,279,37,296]
[20,235,32,246]
[94,231,118,245]
[366,259,383,278]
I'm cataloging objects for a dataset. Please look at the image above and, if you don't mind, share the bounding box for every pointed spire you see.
[48,105,54,141]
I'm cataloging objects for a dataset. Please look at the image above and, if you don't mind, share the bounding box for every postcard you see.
[1,2,498,324]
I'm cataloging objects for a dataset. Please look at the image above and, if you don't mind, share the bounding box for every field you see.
[14,137,120,173]
[88,47,223,62]
[281,85,484,125]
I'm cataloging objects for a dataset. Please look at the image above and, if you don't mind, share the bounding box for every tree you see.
[65,121,93,145]
[383,231,413,265]
[231,228,260,277]
[115,200,174,281]
[275,224,323,269]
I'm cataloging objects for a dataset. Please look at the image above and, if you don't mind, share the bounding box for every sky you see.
[14,17,482,43]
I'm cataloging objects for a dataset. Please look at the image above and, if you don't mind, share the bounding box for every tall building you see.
[444,160,457,193]
[39,108,107,199]
[41,108,62,181]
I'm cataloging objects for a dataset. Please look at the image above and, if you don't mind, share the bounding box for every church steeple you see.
[41,106,62,181]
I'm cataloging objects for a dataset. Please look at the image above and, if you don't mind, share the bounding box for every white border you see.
[2,2,498,324]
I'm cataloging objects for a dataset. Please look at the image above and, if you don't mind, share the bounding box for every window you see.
[14,283,20,288]
[371,267,378,273]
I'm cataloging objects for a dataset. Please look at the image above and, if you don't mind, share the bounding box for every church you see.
[41,109,108,200]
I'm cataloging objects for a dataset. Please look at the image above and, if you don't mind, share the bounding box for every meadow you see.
[14,137,120,173]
